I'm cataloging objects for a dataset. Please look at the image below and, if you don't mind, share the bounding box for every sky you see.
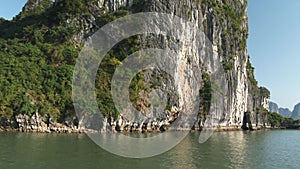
[0,1,299,110]
[0,0,27,20]
[248,0,300,110]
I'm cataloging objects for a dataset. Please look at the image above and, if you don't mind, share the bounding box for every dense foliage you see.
[266,111,294,128]
[0,0,131,122]
[0,35,77,122]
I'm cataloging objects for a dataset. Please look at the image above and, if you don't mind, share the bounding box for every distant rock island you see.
[291,103,300,119]
[269,102,300,119]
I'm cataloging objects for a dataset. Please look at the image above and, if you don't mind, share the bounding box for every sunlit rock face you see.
[44,0,267,129]
[75,0,267,128]
[122,0,266,127]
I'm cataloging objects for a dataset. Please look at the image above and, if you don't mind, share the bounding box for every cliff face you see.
[280,108,292,118]
[96,0,266,126]
[68,0,268,128]
[269,102,279,113]
[0,0,269,131]
[291,103,300,119]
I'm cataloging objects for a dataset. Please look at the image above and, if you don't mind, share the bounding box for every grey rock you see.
[291,103,300,119]
[269,102,279,113]
[279,108,292,118]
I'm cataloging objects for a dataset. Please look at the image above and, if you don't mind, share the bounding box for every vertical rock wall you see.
[55,0,268,128]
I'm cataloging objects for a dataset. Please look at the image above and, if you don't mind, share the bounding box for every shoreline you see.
[1,125,298,134]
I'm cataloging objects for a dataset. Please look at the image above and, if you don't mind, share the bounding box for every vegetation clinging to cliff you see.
[0,0,263,127]
[0,0,131,122]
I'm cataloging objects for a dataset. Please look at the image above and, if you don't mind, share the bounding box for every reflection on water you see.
[227,132,247,168]
[88,131,190,158]
[0,130,300,169]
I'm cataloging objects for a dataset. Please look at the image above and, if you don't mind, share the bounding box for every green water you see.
[1,130,299,169]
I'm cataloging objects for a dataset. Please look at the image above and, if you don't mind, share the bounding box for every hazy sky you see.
[0,0,299,110]
[248,0,300,110]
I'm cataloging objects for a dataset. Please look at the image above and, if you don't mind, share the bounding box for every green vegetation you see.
[15,0,53,20]
[259,86,270,99]
[199,72,212,114]
[129,72,152,111]
[246,55,258,86]
[200,0,248,72]
[266,111,294,128]
[0,0,132,122]
[222,59,234,72]
[0,38,74,122]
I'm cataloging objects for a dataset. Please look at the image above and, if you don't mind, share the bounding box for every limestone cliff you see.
[67,0,269,128]
[269,101,293,118]
[291,103,300,119]
[0,0,270,132]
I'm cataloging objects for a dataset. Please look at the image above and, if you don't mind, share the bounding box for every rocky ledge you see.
[0,110,181,134]
[0,110,275,134]
[0,113,83,133]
